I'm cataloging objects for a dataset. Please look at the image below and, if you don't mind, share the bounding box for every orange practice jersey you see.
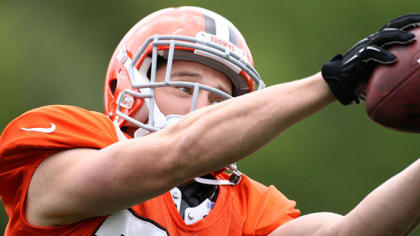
[0,105,300,235]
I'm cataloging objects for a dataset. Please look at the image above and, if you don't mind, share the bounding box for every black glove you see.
[321,14,420,105]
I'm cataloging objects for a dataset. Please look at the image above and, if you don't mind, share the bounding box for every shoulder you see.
[0,105,117,156]
[0,105,119,195]
[226,173,289,201]
[5,104,111,128]
[0,105,120,232]
[216,173,298,211]
[244,174,299,210]
[3,104,112,135]
[221,173,300,234]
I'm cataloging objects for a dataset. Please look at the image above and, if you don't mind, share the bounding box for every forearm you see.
[333,158,420,235]
[167,72,335,179]
[29,72,335,225]
[270,159,420,236]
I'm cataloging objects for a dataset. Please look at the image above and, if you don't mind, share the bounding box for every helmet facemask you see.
[105,7,266,186]
[112,33,264,185]
[115,33,265,135]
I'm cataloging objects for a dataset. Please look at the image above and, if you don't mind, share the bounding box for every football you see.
[365,27,420,133]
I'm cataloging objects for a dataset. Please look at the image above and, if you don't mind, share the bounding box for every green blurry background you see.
[1,0,420,234]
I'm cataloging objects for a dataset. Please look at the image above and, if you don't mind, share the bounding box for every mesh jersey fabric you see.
[0,105,300,235]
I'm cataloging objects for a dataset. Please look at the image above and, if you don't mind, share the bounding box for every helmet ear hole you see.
[109,79,117,94]
[147,56,167,79]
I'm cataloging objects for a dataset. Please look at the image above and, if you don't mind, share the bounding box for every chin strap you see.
[194,163,242,186]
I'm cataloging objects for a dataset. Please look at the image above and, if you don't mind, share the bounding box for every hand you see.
[321,14,420,105]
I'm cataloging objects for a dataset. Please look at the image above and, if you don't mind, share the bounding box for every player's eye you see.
[176,87,192,95]
[210,97,225,105]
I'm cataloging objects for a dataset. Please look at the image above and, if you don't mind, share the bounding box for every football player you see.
[0,6,419,235]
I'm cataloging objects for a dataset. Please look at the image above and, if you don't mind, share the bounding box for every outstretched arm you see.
[270,14,420,236]
[26,72,334,226]
[270,158,420,236]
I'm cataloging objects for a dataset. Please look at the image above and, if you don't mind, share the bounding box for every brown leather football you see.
[366,27,420,133]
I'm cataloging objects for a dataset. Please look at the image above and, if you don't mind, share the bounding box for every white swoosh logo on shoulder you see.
[21,123,56,133]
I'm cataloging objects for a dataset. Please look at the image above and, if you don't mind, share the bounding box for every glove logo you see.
[21,123,56,134]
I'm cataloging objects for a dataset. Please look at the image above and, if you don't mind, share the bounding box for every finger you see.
[380,14,420,31]
[359,46,397,64]
[371,30,415,47]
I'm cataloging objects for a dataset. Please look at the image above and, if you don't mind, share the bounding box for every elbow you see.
[150,128,197,186]
[310,212,344,236]
[159,125,204,184]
